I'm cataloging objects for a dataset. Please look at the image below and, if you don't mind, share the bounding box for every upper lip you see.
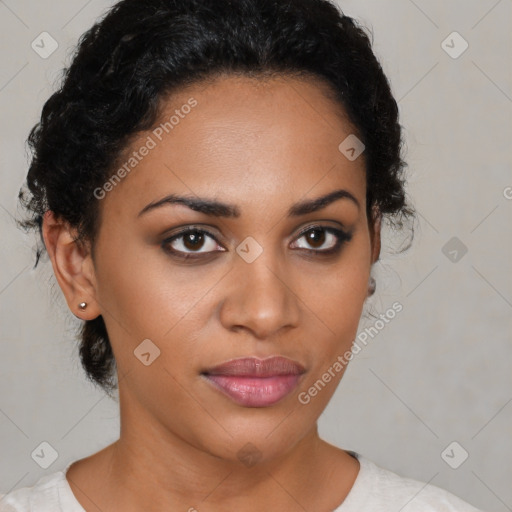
[202,356,306,377]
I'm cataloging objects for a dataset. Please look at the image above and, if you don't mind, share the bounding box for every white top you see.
[0,453,484,511]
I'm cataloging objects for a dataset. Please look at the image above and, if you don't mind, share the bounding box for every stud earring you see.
[367,276,376,296]
[78,302,88,311]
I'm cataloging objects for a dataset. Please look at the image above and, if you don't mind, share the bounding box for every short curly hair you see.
[18,0,415,395]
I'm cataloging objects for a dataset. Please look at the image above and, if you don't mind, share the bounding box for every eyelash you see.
[161,224,352,261]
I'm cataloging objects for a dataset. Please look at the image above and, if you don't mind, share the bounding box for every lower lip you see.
[202,374,302,407]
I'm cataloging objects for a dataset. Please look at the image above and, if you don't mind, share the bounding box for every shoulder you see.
[0,470,68,512]
[338,453,485,512]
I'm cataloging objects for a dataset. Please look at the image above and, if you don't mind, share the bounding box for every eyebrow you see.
[137,188,360,218]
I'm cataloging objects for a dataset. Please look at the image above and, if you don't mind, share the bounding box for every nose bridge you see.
[221,238,299,338]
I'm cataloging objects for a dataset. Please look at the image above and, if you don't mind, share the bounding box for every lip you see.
[201,356,306,407]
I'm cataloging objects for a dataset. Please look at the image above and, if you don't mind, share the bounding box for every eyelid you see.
[295,222,340,237]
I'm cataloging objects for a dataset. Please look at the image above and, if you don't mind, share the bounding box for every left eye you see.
[291,226,349,253]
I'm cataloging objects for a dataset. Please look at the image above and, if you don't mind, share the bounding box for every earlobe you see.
[42,211,100,320]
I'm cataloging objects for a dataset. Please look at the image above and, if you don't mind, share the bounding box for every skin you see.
[42,73,381,511]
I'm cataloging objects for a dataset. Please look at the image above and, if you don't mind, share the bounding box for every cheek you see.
[294,265,368,415]
[297,239,370,345]
[93,230,225,365]
[292,241,370,416]
[314,270,367,329]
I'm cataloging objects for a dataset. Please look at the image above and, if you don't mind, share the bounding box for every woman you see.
[1,0,485,510]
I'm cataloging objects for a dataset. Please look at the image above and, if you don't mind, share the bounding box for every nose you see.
[218,248,300,340]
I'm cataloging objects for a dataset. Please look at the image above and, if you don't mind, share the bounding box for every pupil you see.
[184,231,204,250]
[307,228,325,248]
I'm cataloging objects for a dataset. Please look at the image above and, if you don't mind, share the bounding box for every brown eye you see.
[182,231,205,251]
[291,225,352,255]
[304,228,326,249]
[162,228,224,257]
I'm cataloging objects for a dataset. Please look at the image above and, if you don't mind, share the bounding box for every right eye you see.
[161,227,226,259]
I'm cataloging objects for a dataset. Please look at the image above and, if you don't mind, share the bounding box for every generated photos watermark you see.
[93,97,198,200]
[298,301,403,405]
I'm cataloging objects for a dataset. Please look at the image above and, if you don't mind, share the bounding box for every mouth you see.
[200,356,306,407]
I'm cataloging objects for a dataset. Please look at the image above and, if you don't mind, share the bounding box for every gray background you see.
[0,0,511,510]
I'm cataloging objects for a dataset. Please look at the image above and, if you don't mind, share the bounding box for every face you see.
[61,74,379,464]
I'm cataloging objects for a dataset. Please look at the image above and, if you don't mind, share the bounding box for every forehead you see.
[164,72,358,150]
[101,73,366,218]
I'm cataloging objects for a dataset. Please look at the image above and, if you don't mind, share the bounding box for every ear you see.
[369,206,381,265]
[42,210,100,320]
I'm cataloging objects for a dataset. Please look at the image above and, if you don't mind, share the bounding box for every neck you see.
[67,388,359,511]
